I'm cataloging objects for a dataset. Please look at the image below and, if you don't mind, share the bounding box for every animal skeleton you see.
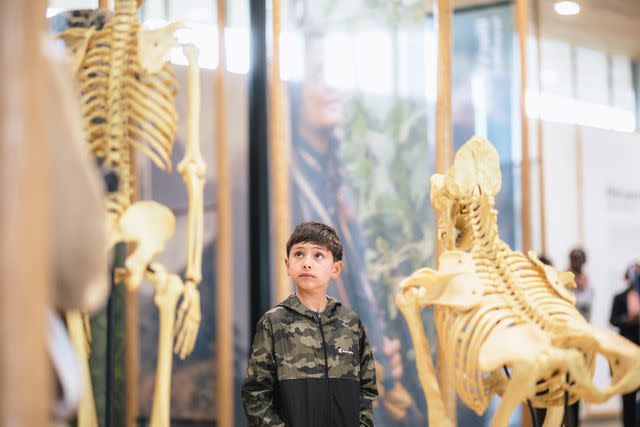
[396,137,640,427]
[58,1,205,426]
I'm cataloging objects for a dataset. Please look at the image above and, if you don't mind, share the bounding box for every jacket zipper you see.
[316,313,329,378]
[315,312,330,425]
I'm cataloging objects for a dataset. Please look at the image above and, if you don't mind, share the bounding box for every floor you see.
[582,417,622,427]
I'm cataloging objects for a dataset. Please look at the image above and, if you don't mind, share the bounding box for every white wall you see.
[580,127,640,415]
[539,121,581,268]
[533,121,640,415]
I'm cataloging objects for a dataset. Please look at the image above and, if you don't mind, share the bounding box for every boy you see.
[241,221,378,427]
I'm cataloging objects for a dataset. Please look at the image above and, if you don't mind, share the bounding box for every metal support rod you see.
[248,0,272,337]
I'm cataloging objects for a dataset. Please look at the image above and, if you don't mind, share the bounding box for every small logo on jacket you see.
[337,347,354,355]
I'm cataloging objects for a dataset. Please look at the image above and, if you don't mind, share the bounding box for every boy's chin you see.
[294,281,329,293]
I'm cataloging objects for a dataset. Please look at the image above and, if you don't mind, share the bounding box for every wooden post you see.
[434,0,453,180]
[575,129,584,245]
[533,0,547,255]
[434,0,456,423]
[0,1,50,426]
[269,0,292,304]
[215,1,233,426]
[516,0,532,253]
[517,2,533,425]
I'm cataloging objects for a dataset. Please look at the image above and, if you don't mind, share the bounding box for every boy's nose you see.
[303,257,312,269]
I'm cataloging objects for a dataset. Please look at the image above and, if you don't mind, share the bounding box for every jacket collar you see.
[278,293,341,319]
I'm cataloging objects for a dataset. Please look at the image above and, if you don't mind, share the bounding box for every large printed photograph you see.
[284,1,435,425]
[282,1,520,425]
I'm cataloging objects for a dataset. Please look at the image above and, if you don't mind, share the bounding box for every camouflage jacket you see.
[241,294,378,427]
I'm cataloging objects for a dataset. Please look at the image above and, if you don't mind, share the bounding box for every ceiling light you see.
[554,1,581,16]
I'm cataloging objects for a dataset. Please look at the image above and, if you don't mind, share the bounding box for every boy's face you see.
[285,242,343,293]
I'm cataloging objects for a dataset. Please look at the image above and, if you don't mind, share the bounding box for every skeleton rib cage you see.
[434,193,593,415]
[67,1,179,216]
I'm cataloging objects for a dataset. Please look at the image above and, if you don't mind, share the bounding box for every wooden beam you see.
[0,0,50,425]
[435,0,453,180]
[269,0,291,304]
[516,4,534,426]
[575,128,584,245]
[516,0,532,253]
[434,0,457,423]
[215,1,233,426]
[533,0,547,256]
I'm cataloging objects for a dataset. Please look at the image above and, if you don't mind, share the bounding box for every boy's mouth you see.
[299,273,316,278]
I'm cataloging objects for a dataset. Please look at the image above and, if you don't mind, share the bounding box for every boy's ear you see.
[331,260,343,279]
[284,257,289,271]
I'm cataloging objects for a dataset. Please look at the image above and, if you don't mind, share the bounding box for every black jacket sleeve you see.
[241,317,286,427]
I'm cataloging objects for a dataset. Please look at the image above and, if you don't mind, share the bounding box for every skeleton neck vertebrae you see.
[468,195,498,252]
[397,136,640,427]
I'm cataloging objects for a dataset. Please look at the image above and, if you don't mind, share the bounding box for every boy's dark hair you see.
[286,221,343,261]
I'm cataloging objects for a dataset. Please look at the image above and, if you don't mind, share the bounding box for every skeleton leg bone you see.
[146,263,184,427]
[478,325,556,427]
[396,287,453,427]
[66,311,98,427]
[541,406,564,427]
[490,360,538,427]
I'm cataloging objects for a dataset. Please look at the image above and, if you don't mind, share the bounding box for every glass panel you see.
[540,38,572,98]
[136,59,220,422]
[452,5,518,249]
[281,2,435,426]
[106,1,250,425]
[576,47,608,105]
[611,54,635,112]
[450,5,520,424]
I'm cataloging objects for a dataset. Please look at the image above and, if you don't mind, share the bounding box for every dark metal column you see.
[248,0,272,339]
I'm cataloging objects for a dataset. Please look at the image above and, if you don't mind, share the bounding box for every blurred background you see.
[2,0,639,426]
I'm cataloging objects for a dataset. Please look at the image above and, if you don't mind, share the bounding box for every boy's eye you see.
[315,252,324,260]
[294,251,303,257]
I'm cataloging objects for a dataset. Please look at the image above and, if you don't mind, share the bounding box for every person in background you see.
[569,248,594,321]
[565,248,593,427]
[537,254,553,267]
[610,265,640,427]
